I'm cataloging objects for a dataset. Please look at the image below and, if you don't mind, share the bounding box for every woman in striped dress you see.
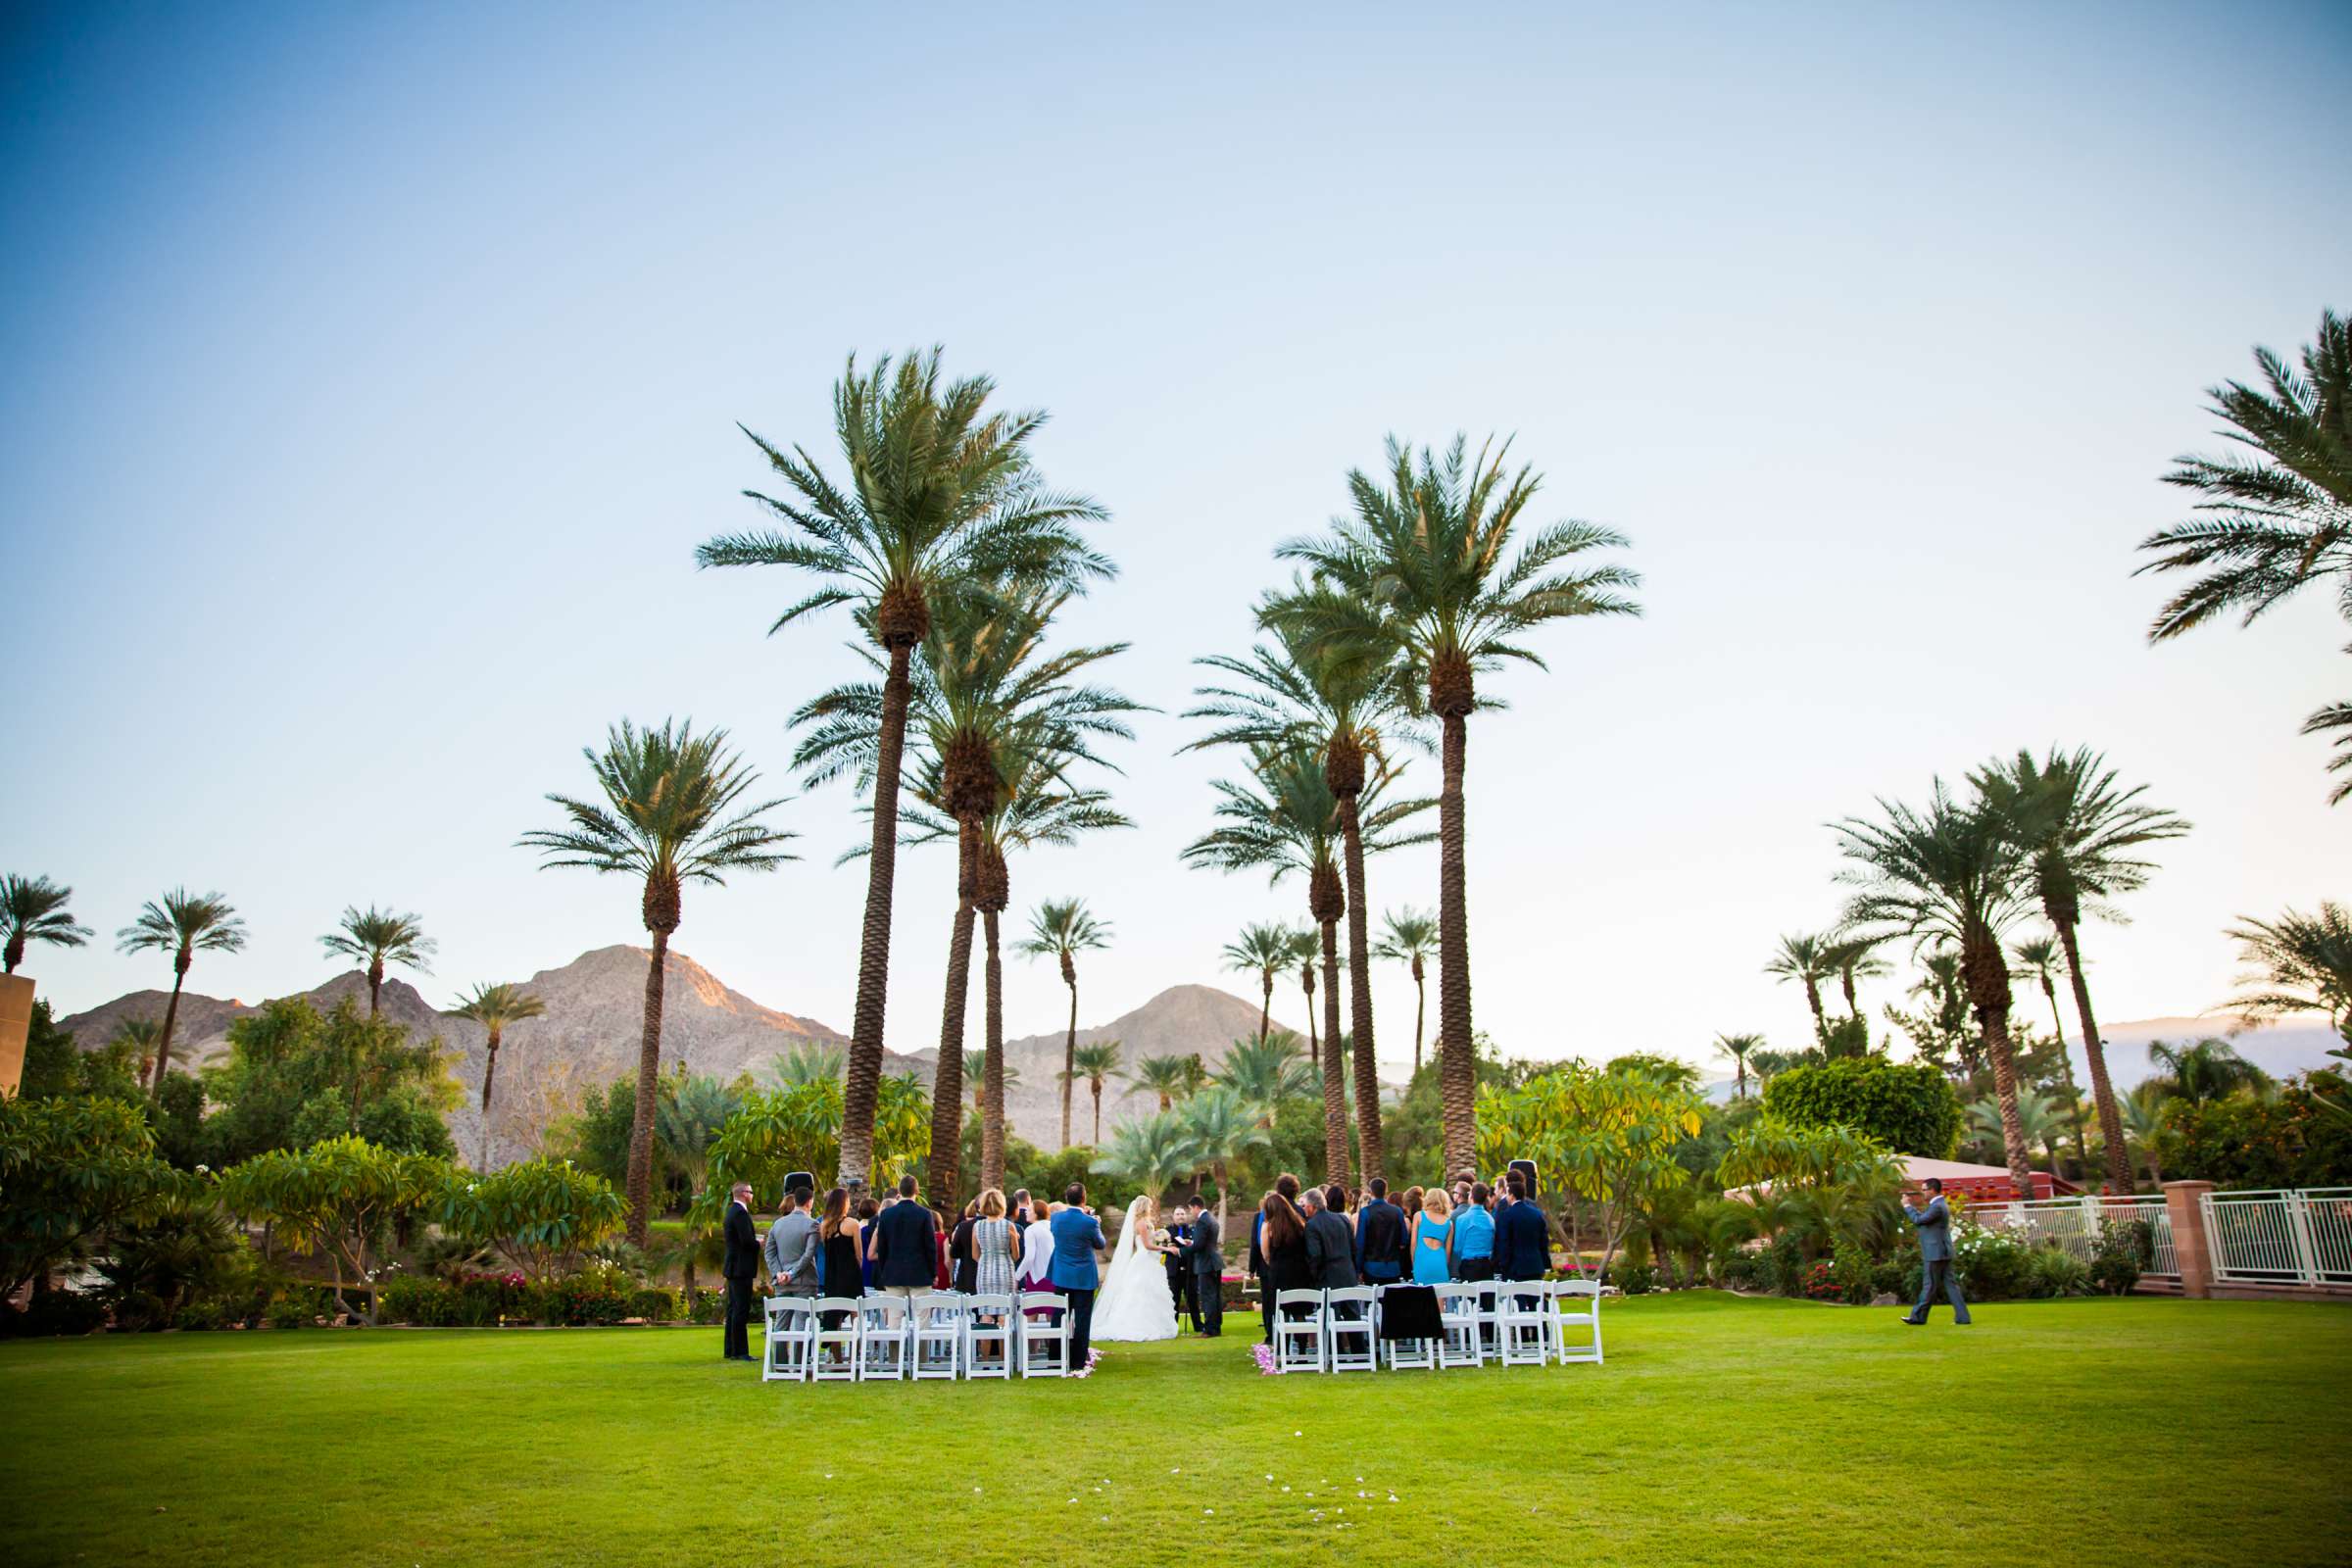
[973,1187,1020,1297]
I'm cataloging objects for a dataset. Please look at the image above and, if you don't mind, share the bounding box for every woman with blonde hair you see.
[973,1188,1020,1298]
[1412,1186,1454,1284]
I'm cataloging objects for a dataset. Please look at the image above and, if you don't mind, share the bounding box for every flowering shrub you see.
[534,1264,633,1326]
[1798,1260,1843,1301]
[2090,1218,2151,1296]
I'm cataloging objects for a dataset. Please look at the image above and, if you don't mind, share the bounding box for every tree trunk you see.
[478,1024,503,1172]
[839,642,913,1190]
[1339,794,1384,1186]
[625,929,669,1247]
[1257,976,1272,1044]
[2038,975,2088,1176]
[1437,710,1476,1178]
[150,956,189,1096]
[1840,967,1859,1020]
[1804,982,1826,1035]
[1411,960,1425,1079]
[1318,918,1348,1190]
[1059,975,1079,1150]
[2055,915,2132,1194]
[1981,1008,2035,1202]
[926,895,976,1207]
[981,908,1006,1193]
[1303,969,1318,1056]
[367,958,383,1017]
[1091,1082,1102,1145]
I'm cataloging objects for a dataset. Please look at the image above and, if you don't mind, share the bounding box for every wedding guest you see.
[816,1187,860,1357]
[1010,1188,1033,1227]
[1494,1170,1550,1285]
[1900,1177,1972,1326]
[763,1184,821,1299]
[1400,1185,1425,1226]
[950,1200,980,1295]
[869,1174,940,1299]
[971,1189,1020,1365]
[1258,1186,1311,1338]
[1354,1177,1407,1285]
[1449,1181,1495,1280]
[1413,1188,1455,1285]
[1250,1174,1304,1345]
[719,1180,760,1362]
[931,1204,956,1290]
[1048,1184,1110,1370]
[856,1196,881,1291]
[1301,1188,1358,1291]
[1021,1201,1060,1299]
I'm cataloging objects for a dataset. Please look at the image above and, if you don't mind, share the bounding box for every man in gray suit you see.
[764,1185,819,1298]
[1901,1177,1972,1326]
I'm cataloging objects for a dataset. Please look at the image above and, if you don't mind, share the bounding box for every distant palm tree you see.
[1018,899,1113,1150]
[962,1051,1020,1111]
[656,1072,745,1199]
[1126,1054,1194,1112]
[320,906,435,1017]
[519,718,795,1244]
[698,349,1111,1187]
[1974,746,2188,1194]
[1765,933,1837,1038]
[1091,1110,1196,1206]
[1967,1091,2068,1179]
[1266,434,1640,1175]
[2145,1038,2273,1105]
[1174,1084,1270,1234]
[1215,1032,1317,1128]
[2010,935,2089,1172]
[1372,906,1439,1076]
[1,875,91,974]
[1713,1032,1765,1100]
[2119,1084,2169,1185]
[117,888,247,1095]
[1220,921,1296,1043]
[1823,927,1890,1021]
[2226,902,2352,1050]
[445,981,548,1168]
[766,1041,847,1088]
[1064,1040,1123,1145]
[1293,928,1321,1058]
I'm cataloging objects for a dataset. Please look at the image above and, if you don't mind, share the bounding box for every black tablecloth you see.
[1377,1284,1443,1340]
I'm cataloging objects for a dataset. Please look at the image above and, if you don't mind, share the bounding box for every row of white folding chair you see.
[765,1292,1074,1382]
[1272,1281,1602,1374]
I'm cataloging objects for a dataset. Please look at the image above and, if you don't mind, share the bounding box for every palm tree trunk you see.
[1303,971,1318,1055]
[1257,976,1272,1044]
[1804,983,1826,1037]
[367,959,383,1017]
[2038,976,2089,1176]
[839,642,913,1190]
[1338,795,1383,1185]
[1091,1082,1102,1145]
[1318,918,1348,1189]
[150,958,188,1096]
[1437,710,1475,1178]
[1059,975,1078,1150]
[1411,962,1425,1079]
[1982,1009,2035,1201]
[926,894,976,1207]
[2055,916,2132,1194]
[981,908,1006,1193]
[478,1024,503,1172]
[625,930,669,1246]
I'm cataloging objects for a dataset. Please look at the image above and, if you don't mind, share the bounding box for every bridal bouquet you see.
[1151,1227,1171,1248]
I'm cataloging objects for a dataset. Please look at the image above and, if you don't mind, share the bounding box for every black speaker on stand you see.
[1507,1157,1540,1200]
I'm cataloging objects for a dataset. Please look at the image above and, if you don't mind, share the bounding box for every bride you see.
[1091,1194,1179,1342]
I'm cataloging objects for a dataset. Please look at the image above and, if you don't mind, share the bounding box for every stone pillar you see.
[0,973,33,1099]
[2164,1180,2217,1300]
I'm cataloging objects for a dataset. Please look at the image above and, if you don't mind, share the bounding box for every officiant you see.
[1163,1203,1198,1329]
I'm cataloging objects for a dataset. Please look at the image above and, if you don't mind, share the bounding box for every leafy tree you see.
[1268,434,1640,1176]
[217,1135,447,1324]
[0,1095,186,1300]
[199,998,456,1166]
[1,874,91,974]
[1713,1032,1765,1100]
[1475,1063,1704,1279]
[444,981,548,1168]
[655,1071,745,1198]
[442,1157,626,1280]
[1716,1116,1901,1195]
[2152,1069,2352,1190]
[93,1196,248,1328]
[116,888,247,1095]
[963,1050,1021,1110]
[1765,932,1837,1039]
[1019,899,1114,1151]
[319,905,435,1018]
[519,717,793,1244]
[1372,906,1440,1076]
[2227,902,2352,1049]
[1063,1040,1122,1146]
[698,349,1111,1187]
[1605,1054,1703,1093]
[1764,1056,1961,1156]
[17,1002,141,1102]
[1215,1032,1317,1129]
[1221,921,1296,1044]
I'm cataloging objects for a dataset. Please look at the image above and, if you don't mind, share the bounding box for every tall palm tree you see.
[1823,927,1891,1021]
[320,906,435,1017]
[445,982,548,1169]
[2145,1038,2274,1104]
[2226,902,2352,1049]
[116,889,247,1095]
[1713,1031,1765,1100]
[697,349,1111,1187]
[519,718,795,1244]
[2135,311,2352,800]
[1125,1054,1194,1112]
[2011,935,2089,1171]
[1187,617,1413,1183]
[1064,1040,1123,1145]
[1220,920,1296,1043]
[1835,783,2036,1200]
[1294,929,1321,1058]
[1,875,91,974]
[1765,933,1837,1038]
[1974,747,2189,1194]
[962,1051,1019,1111]
[1267,434,1639,1175]
[109,1017,164,1083]
[1184,738,1434,1186]
[1372,906,1439,1076]
[1017,899,1113,1151]
[1173,1083,1270,1234]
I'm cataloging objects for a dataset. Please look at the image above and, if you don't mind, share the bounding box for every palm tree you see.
[2011,935,2090,1172]
[2119,1084,2169,1185]
[1018,899,1113,1151]
[2226,902,2352,1049]
[1293,928,1321,1058]
[1834,783,2036,1200]
[116,889,247,1095]
[1220,921,1295,1043]
[1765,932,1837,1038]
[1064,1041,1123,1145]
[109,1017,164,1083]
[1267,434,1640,1176]
[1214,1032,1318,1127]
[1125,1054,1195,1112]
[1823,928,1890,1021]
[1173,1084,1269,1234]
[1183,738,1434,1186]
[1187,617,1413,1183]
[519,718,794,1244]
[2145,1038,2274,1104]
[1713,1032,1765,1100]
[2135,311,2352,799]
[1372,906,1439,1077]
[445,981,548,1169]
[1,875,91,974]
[697,349,1111,1187]
[1090,1110,1196,1204]
[765,1041,846,1088]
[1967,1091,2069,1180]
[962,1051,1020,1111]
[1974,747,2189,1194]
[320,906,435,1017]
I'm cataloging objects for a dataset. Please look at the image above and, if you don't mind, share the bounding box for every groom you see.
[1049,1182,1109,1371]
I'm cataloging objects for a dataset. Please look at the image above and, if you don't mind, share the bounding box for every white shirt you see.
[1021,1217,1056,1285]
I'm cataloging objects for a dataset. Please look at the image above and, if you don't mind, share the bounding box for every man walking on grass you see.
[1901,1177,1972,1326]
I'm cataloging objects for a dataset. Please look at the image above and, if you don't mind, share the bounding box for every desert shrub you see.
[628,1287,681,1321]
[1714,1250,1769,1292]
[2090,1218,2150,1296]
[1769,1233,1807,1298]
[1607,1259,1655,1296]
[1797,1260,1844,1301]
[2027,1247,2090,1299]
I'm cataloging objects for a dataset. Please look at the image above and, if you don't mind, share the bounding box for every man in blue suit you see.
[1353,1178,1407,1285]
[1049,1182,1110,1371]
[1493,1170,1551,1283]
[1901,1177,1972,1325]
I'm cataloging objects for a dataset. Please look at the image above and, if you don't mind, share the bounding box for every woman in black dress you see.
[817,1187,860,1327]
[951,1200,980,1296]
[1259,1186,1311,1337]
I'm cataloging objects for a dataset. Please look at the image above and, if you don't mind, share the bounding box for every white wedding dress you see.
[1090,1196,1179,1342]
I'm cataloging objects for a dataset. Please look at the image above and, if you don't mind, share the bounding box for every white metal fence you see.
[1958,1194,2178,1280]
[2200,1189,2352,1288]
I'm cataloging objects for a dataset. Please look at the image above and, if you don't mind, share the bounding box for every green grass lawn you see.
[4,1293,2346,1567]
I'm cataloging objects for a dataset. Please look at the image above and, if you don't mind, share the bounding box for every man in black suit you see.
[720,1181,760,1361]
[1301,1188,1359,1290]
[1353,1177,1407,1285]
[1163,1203,1197,1329]
[1493,1170,1552,1304]
[867,1172,939,1298]
[1185,1204,1223,1336]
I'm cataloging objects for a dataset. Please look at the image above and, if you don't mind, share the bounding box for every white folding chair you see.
[1552,1278,1603,1365]
[1381,1286,1437,1370]
[1016,1291,1070,1377]
[1497,1281,1551,1366]
[1471,1280,1501,1358]
[762,1296,815,1382]
[1274,1289,1327,1373]
[1325,1286,1377,1372]
[856,1295,910,1381]
[910,1293,966,1380]
[811,1296,861,1382]
[964,1293,1015,1380]
[1434,1284,1483,1368]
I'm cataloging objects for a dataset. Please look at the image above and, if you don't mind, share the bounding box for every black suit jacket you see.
[721,1201,760,1282]
[1186,1210,1222,1275]
[1303,1209,1359,1289]
[870,1198,940,1289]
[1493,1199,1551,1280]
[1354,1199,1407,1280]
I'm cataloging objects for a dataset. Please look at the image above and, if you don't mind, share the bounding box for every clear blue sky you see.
[5,3,2348,1076]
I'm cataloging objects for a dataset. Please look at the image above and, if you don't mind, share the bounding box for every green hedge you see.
[1763,1057,1961,1156]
